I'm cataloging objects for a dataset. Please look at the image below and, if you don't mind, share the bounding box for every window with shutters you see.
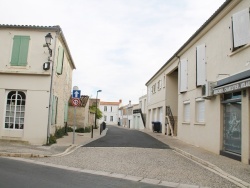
[56,46,64,75]
[231,8,250,51]
[180,59,188,93]
[10,36,30,66]
[183,101,190,123]
[196,44,206,86]
[196,99,205,123]
[157,80,162,90]
[5,91,26,129]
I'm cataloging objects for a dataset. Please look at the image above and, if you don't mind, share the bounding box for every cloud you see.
[1,0,226,104]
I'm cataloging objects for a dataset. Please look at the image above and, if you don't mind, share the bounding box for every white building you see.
[146,0,250,164]
[0,25,75,144]
[100,100,122,125]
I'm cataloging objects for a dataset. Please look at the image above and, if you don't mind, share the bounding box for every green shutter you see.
[56,46,64,74]
[64,103,68,122]
[51,96,58,125]
[11,36,30,66]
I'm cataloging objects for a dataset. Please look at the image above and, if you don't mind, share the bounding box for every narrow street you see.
[33,125,238,188]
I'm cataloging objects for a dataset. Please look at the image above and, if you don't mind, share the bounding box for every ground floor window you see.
[196,99,205,123]
[222,92,241,155]
[104,115,107,121]
[110,116,113,122]
[5,91,26,129]
[183,101,190,122]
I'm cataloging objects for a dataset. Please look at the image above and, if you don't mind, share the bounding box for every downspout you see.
[47,31,59,145]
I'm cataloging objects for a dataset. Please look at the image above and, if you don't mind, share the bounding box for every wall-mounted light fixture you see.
[43,62,50,70]
[44,33,53,57]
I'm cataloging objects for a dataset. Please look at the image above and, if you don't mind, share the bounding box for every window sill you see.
[182,122,190,125]
[228,43,250,57]
[0,70,51,76]
[194,122,205,126]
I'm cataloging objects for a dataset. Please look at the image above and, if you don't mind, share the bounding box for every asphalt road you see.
[84,125,170,149]
[0,157,165,188]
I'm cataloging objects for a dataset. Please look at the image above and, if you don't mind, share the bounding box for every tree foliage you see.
[89,105,103,119]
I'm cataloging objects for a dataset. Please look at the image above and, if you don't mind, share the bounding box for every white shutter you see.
[196,44,206,86]
[196,100,205,122]
[180,59,188,92]
[184,103,190,122]
[232,8,250,48]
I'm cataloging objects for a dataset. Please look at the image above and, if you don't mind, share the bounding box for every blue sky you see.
[1,0,226,105]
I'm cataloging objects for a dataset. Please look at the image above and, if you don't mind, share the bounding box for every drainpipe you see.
[46,31,59,145]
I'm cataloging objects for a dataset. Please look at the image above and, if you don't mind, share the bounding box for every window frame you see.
[4,90,26,130]
[195,98,205,123]
[183,101,190,123]
[231,8,250,51]
[10,35,30,66]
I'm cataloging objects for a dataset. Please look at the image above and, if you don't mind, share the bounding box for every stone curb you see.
[0,128,109,159]
[172,147,250,188]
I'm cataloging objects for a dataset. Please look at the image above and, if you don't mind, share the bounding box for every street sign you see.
[72,90,81,98]
[72,98,80,107]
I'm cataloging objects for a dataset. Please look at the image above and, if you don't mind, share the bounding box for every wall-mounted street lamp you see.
[43,33,53,71]
[45,33,53,57]
[95,90,102,129]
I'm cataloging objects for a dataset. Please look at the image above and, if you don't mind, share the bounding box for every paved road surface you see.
[33,125,238,188]
[84,126,170,149]
[0,157,165,188]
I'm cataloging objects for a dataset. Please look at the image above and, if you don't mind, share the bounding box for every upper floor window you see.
[196,44,206,86]
[157,80,162,90]
[110,106,112,112]
[5,91,26,129]
[232,8,250,51]
[104,106,107,111]
[163,75,166,88]
[56,46,64,75]
[180,58,188,93]
[11,36,30,66]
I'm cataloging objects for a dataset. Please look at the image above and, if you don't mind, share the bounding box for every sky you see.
[1,0,226,104]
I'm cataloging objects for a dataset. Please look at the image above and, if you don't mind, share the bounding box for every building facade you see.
[146,0,250,164]
[100,100,122,125]
[0,25,75,144]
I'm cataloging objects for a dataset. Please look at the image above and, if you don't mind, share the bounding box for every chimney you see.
[119,99,122,103]
[129,100,131,107]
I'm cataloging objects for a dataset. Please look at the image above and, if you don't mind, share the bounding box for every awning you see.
[214,77,250,95]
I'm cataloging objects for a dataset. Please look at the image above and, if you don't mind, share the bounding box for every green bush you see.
[54,127,65,139]
[84,126,91,133]
[67,126,73,132]
[75,128,85,133]
[49,134,57,145]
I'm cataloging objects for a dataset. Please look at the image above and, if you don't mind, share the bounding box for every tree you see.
[89,105,103,119]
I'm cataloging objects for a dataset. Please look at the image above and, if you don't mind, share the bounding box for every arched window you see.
[5,91,26,129]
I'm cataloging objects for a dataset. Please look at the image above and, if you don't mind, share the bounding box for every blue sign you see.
[72,90,81,98]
